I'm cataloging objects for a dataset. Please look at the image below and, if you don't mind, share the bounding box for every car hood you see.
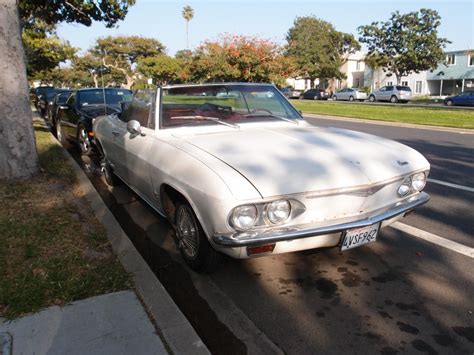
[175,123,429,197]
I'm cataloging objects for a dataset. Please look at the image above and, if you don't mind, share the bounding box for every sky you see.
[57,0,474,56]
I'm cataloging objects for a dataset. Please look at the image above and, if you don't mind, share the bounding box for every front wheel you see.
[445,100,453,106]
[77,124,93,155]
[333,96,337,101]
[56,119,67,146]
[174,202,222,273]
[101,159,122,186]
[369,95,376,102]
[349,96,354,101]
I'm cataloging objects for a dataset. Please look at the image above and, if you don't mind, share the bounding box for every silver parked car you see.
[93,83,430,272]
[333,88,368,102]
[369,85,412,103]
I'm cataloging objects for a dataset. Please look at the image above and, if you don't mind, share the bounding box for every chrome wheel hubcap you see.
[56,122,62,141]
[79,128,90,152]
[176,207,199,259]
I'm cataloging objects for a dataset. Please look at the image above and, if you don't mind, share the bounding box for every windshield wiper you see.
[244,113,299,125]
[170,115,239,129]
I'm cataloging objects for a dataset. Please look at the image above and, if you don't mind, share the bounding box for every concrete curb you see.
[0,332,12,355]
[303,113,474,134]
[40,118,209,354]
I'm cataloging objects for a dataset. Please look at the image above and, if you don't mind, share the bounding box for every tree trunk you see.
[92,73,98,88]
[0,1,39,179]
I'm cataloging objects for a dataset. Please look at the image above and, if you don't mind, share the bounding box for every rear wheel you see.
[369,95,376,102]
[174,202,222,273]
[390,95,398,103]
[349,96,354,101]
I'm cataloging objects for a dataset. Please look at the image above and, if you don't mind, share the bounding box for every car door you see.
[338,89,347,100]
[469,92,474,106]
[112,90,157,199]
[57,92,77,139]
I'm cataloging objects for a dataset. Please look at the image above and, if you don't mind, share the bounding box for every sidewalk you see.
[0,291,166,355]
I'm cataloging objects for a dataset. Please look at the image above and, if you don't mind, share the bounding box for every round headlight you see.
[411,172,426,192]
[231,205,258,230]
[266,200,291,224]
[398,180,411,197]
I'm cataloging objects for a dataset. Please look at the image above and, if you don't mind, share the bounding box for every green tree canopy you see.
[286,16,360,86]
[190,34,295,85]
[19,0,136,29]
[21,19,76,81]
[137,56,185,85]
[93,35,165,88]
[358,8,450,83]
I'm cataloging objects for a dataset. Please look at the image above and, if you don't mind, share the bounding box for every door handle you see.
[112,131,119,136]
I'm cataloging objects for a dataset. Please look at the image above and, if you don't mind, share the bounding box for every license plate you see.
[340,223,379,251]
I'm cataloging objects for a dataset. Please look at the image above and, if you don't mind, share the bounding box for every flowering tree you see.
[190,34,295,86]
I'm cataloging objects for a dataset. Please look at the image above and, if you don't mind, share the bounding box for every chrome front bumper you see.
[212,192,430,247]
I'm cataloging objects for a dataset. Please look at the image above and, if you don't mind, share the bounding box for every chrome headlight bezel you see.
[411,172,427,192]
[230,204,258,231]
[265,199,291,225]
[229,199,305,231]
[397,170,428,197]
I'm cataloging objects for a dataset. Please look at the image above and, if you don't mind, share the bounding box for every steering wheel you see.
[198,103,232,114]
[248,108,273,115]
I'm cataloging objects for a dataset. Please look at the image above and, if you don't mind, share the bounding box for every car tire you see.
[56,119,68,147]
[369,95,376,102]
[446,100,453,106]
[333,96,337,101]
[390,95,398,103]
[77,124,93,156]
[349,96,354,101]
[101,159,122,186]
[174,201,222,273]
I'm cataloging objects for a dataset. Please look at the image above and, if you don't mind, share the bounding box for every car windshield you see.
[78,89,132,106]
[36,87,55,96]
[161,84,301,128]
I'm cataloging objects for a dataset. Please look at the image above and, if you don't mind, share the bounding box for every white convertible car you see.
[93,83,430,272]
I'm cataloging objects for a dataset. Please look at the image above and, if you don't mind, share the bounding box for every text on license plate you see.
[341,223,380,251]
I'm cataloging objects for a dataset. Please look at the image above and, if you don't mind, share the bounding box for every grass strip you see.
[0,120,130,319]
[292,101,474,129]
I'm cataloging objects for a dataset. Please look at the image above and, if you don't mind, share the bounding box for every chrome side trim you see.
[212,192,430,247]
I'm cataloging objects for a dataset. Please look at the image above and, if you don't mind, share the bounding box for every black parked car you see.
[38,88,69,118]
[48,91,71,128]
[299,89,330,100]
[32,86,56,111]
[55,88,132,155]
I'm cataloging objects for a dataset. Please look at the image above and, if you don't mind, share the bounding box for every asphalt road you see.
[69,117,473,355]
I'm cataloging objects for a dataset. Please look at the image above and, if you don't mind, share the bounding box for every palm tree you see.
[182,5,194,50]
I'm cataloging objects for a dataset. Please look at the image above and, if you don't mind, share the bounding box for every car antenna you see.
[100,60,107,115]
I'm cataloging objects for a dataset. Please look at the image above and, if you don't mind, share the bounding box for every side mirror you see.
[126,120,143,136]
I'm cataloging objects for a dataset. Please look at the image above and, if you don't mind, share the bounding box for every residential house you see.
[285,49,474,97]
[426,49,474,96]
[364,49,474,96]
